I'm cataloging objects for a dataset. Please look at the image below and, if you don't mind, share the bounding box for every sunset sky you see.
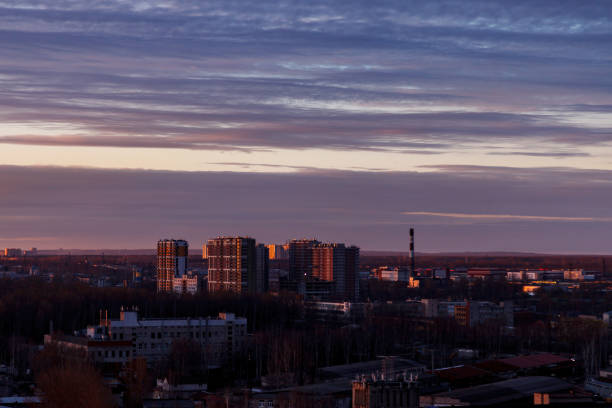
[1,1,611,252]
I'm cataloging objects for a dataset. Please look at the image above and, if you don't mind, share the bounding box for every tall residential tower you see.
[207,236,268,294]
[156,239,188,293]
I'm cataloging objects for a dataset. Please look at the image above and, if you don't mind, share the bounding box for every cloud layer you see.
[1,1,611,251]
[1,164,611,253]
[0,0,610,156]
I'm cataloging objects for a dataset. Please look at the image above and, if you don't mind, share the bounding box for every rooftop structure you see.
[353,373,419,408]
[319,357,425,381]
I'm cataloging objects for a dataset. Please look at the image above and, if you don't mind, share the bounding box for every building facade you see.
[312,243,346,289]
[45,309,247,368]
[288,239,318,282]
[3,248,22,258]
[311,243,360,301]
[422,299,513,327]
[267,244,289,260]
[344,246,360,301]
[255,244,269,293]
[172,273,199,295]
[207,236,268,294]
[157,239,188,293]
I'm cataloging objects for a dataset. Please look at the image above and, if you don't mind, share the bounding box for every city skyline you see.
[1,1,611,252]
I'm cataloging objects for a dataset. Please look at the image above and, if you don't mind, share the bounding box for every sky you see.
[0,0,611,252]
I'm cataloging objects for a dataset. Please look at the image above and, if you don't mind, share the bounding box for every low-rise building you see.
[506,271,524,281]
[173,273,199,295]
[45,309,247,368]
[454,301,514,327]
[305,301,370,320]
[421,299,513,327]
[467,269,506,280]
[374,267,410,282]
[3,248,22,258]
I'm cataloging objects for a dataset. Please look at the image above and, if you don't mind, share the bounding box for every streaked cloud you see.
[402,211,612,222]
[0,0,610,161]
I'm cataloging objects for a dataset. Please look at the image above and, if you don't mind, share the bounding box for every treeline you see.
[1,277,610,391]
[0,278,302,357]
[362,254,612,271]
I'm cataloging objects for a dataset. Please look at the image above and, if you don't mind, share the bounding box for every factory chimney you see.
[409,228,415,277]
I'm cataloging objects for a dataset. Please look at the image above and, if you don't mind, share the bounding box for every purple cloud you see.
[1,164,611,253]
[0,1,610,152]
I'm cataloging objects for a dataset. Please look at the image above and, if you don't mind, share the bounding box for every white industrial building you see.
[45,309,247,368]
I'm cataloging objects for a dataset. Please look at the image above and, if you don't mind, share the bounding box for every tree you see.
[36,364,115,408]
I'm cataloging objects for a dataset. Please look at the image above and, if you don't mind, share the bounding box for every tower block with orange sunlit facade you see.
[207,236,268,294]
[312,243,360,301]
[156,239,188,293]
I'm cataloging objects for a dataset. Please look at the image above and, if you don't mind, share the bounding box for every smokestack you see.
[410,228,415,276]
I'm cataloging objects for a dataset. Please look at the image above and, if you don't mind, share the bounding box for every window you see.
[151,332,155,339]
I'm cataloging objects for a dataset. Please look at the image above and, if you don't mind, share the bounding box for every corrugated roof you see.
[499,354,570,369]
[434,365,491,382]
[474,360,516,373]
[320,358,424,379]
[427,376,571,406]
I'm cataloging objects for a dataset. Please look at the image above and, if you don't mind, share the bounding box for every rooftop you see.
[434,365,491,382]
[423,376,571,406]
[319,358,425,380]
[499,353,571,369]
[108,311,245,328]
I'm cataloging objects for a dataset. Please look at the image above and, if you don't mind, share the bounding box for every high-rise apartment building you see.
[267,244,289,260]
[311,243,360,301]
[344,246,360,301]
[288,240,359,301]
[207,236,268,294]
[288,239,319,282]
[156,239,188,293]
[255,244,269,293]
[312,243,346,296]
